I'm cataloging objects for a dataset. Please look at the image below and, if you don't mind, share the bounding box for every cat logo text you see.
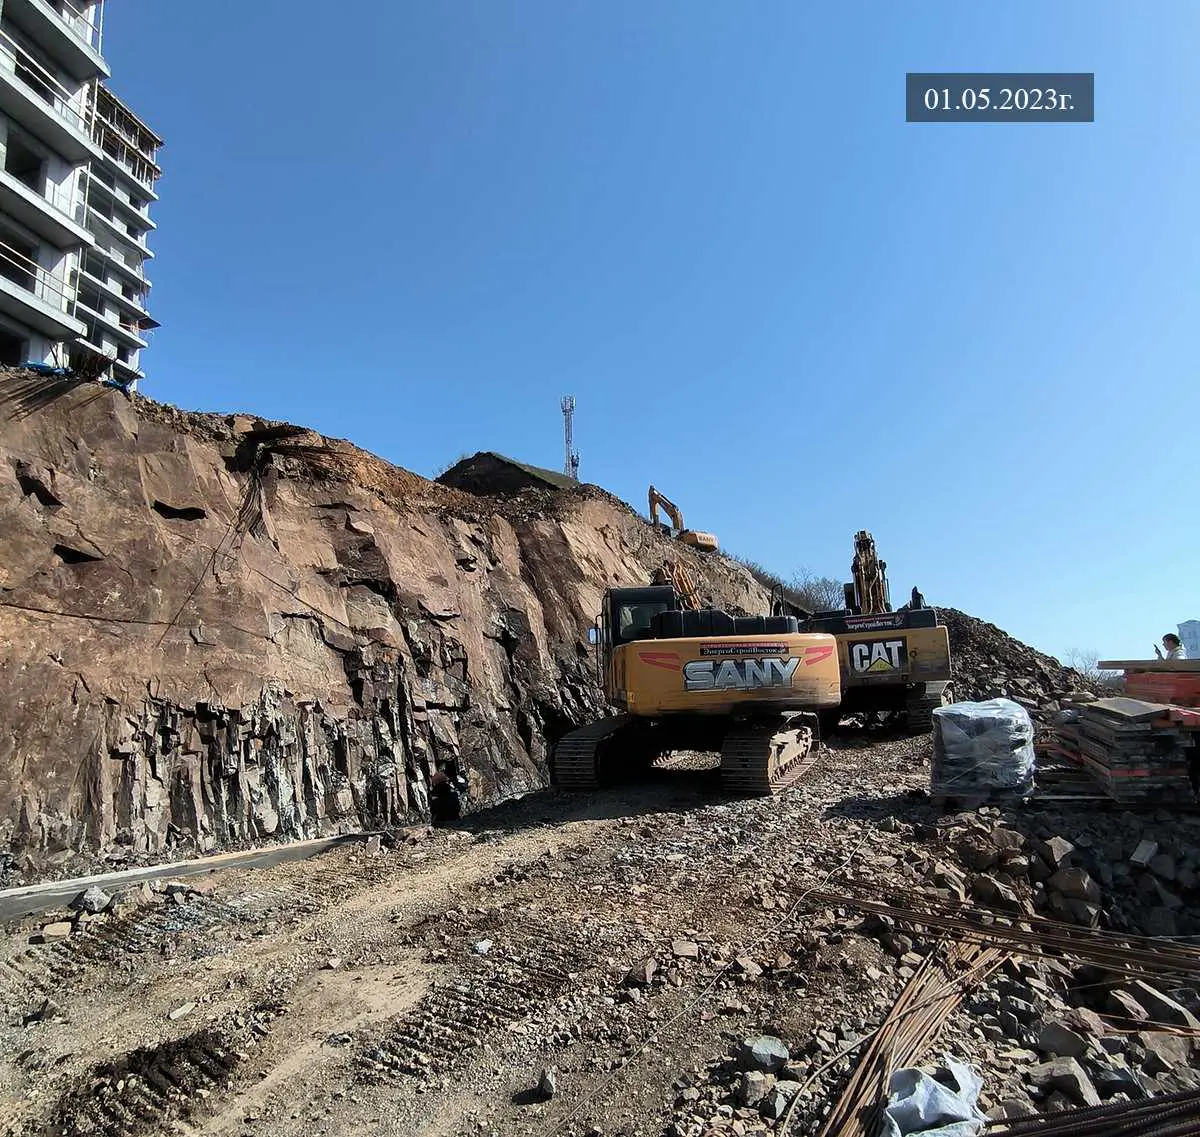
[849,639,908,674]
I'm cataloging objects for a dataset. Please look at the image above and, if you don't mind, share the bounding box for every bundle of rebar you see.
[810,888,1200,982]
[809,940,1009,1137]
[986,1088,1200,1135]
[0,369,106,420]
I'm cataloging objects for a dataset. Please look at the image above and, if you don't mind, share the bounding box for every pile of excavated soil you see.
[941,607,1098,716]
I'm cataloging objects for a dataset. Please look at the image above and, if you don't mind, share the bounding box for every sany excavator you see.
[648,485,719,553]
[806,531,954,731]
[553,571,841,795]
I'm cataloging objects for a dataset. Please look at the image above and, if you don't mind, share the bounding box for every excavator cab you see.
[588,585,677,695]
[611,587,677,645]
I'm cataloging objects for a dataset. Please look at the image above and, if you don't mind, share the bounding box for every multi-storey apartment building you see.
[0,0,160,387]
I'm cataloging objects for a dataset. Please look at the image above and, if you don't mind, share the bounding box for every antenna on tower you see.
[561,395,580,481]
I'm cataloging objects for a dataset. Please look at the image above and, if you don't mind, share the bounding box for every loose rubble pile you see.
[940,608,1101,724]
[946,803,1200,939]
[659,798,1200,1137]
[4,726,1200,1137]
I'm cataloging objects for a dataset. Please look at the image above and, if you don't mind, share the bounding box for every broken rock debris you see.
[737,1036,790,1074]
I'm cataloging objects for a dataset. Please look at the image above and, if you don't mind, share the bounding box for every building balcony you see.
[93,142,158,199]
[88,240,149,289]
[0,28,102,162]
[86,206,152,259]
[0,238,83,337]
[75,298,147,350]
[0,167,92,249]
[1,0,108,82]
[79,265,153,323]
[92,112,159,197]
[73,329,143,382]
[85,172,155,230]
[112,354,143,383]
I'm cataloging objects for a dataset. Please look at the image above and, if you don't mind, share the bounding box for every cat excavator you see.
[553,575,841,795]
[648,485,719,553]
[805,531,953,731]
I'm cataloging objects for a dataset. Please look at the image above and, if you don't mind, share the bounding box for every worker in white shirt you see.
[1155,633,1188,660]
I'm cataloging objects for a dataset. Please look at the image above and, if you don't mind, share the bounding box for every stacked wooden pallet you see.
[1049,696,1200,804]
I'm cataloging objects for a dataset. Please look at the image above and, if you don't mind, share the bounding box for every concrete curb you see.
[0,832,378,923]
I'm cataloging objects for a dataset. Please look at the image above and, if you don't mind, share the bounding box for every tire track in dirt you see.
[35,1003,285,1137]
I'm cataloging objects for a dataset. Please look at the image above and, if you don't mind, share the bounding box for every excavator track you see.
[905,681,954,734]
[719,717,819,796]
[552,715,636,791]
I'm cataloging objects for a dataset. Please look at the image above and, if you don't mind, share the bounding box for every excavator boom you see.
[808,529,953,731]
[651,560,701,611]
[850,530,891,616]
[648,485,685,532]
[648,484,719,552]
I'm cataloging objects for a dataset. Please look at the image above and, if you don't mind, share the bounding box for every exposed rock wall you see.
[0,388,768,880]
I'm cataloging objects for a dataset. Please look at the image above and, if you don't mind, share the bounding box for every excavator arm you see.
[651,560,701,611]
[648,484,720,552]
[648,485,685,534]
[850,530,891,616]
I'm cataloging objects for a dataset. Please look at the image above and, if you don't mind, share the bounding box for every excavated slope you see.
[0,387,769,879]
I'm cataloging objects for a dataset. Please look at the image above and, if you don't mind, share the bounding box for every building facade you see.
[0,0,159,386]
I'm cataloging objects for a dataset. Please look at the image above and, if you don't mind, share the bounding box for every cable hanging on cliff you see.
[154,426,319,647]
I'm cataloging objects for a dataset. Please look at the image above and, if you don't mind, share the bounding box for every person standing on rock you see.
[1155,633,1187,660]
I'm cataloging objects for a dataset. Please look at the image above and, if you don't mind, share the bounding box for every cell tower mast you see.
[561,395,580,481]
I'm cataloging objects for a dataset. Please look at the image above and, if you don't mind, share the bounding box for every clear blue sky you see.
[104,2,1197,664]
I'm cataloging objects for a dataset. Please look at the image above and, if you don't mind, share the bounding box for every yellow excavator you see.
[648,485,719,552]
[651,559,701,611]
[553,579,841,794]
[804,531,953,731]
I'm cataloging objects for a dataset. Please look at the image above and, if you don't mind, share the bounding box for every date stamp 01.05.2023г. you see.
[906,72,1094,122]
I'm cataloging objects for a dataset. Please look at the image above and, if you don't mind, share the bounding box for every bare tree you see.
[1064,649,1124,693]
[788,571,845,613]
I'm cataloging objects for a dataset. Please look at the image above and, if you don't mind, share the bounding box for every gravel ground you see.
[3,731,1197,1137]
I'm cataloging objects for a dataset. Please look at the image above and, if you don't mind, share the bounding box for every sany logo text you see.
[683,657,800,692]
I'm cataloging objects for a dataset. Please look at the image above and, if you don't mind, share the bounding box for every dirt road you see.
[0,736,957,1137]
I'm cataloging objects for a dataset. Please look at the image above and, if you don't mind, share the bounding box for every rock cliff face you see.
[0,386,768,879]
